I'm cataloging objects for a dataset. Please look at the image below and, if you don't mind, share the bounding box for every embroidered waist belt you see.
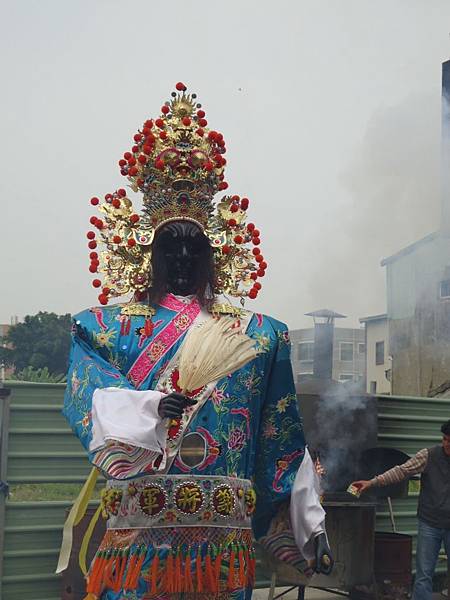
[102,474,256,530]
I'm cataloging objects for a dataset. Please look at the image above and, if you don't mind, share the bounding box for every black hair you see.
[441,419,450,436]
[147,221,216,308]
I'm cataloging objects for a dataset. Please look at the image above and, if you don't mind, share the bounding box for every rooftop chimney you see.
[305,309,346,379]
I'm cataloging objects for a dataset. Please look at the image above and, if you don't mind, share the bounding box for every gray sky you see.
[1,0,449,329]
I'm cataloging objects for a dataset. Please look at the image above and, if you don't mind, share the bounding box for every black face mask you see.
[152,221,210,296]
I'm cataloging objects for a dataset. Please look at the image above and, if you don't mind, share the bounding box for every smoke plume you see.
[307,92,440,325]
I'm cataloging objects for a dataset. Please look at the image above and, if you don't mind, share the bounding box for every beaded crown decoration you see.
[86,82,267,305]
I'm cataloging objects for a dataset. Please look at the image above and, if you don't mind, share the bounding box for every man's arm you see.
[352,448,428,494]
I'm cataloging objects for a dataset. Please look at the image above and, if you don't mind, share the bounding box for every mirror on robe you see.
[179,432,207,468]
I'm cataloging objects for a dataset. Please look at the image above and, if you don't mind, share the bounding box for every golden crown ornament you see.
[86,82,267,306]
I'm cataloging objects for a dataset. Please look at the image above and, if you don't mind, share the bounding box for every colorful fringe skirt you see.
[86,474,256,599]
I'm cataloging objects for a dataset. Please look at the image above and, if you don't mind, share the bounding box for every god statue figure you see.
[61,82,333,600]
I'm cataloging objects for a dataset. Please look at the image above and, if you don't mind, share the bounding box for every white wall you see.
[365,318,391,394]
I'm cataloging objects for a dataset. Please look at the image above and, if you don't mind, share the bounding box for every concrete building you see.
[380,60,450,396]
[382,233,450,396]
[290,317,365,386]
[359,314,391,395]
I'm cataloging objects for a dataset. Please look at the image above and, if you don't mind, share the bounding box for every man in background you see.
[352,419,450,600]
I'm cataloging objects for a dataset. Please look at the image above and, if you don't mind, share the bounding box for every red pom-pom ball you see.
[182,117,191,126]
[113,235,122,244]
[92,279,101,288]
[130,214,140,224]
[176,82,187,91]
[86,231,96,240]
[155,118,165,129]
[129,166,138,176]
[127,238,136,247]
[90,197,99,206]
[241,198,249,210]
[98,294,108,305]
[248,289,258,299]
[161,105,170,114]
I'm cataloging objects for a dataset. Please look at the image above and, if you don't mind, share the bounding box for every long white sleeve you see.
[290,447,326,561]
[89,387,167,453]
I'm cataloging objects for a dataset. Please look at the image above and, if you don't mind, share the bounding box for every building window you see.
[339,342,354,362]
[375,341,385,365]
[298,342,314,362]
[358,343,365,355]
[370,381,377,394]
[297,372,313,385]
[339,374,354,382]
[440,280,450,299]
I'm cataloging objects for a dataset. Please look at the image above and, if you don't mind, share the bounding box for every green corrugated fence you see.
[0,382,92,600]
[376,394,450,576]
[1,385,449,599]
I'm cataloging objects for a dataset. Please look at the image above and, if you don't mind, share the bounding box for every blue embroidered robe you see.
[63,298,306,598]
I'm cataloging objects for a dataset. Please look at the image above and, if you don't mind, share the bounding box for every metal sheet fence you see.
[1,385,449,599]
[0,382,92,600]
[376,394,450,576]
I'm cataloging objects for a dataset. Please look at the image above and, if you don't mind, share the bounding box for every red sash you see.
[127,295,201,389]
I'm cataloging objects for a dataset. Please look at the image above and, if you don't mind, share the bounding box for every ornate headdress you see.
[86,82,267,305]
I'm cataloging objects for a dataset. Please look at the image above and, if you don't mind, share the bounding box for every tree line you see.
[0,312,72,381]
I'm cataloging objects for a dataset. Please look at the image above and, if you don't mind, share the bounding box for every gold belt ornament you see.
[102,474,255,530]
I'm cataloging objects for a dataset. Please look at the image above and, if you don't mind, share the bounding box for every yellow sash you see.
[55,467,99,573]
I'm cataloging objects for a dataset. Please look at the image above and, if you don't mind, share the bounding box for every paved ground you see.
[252,587,345,600]
[252,586,448,600]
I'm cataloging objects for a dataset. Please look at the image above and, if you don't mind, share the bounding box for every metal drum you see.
[374,532,412,599]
